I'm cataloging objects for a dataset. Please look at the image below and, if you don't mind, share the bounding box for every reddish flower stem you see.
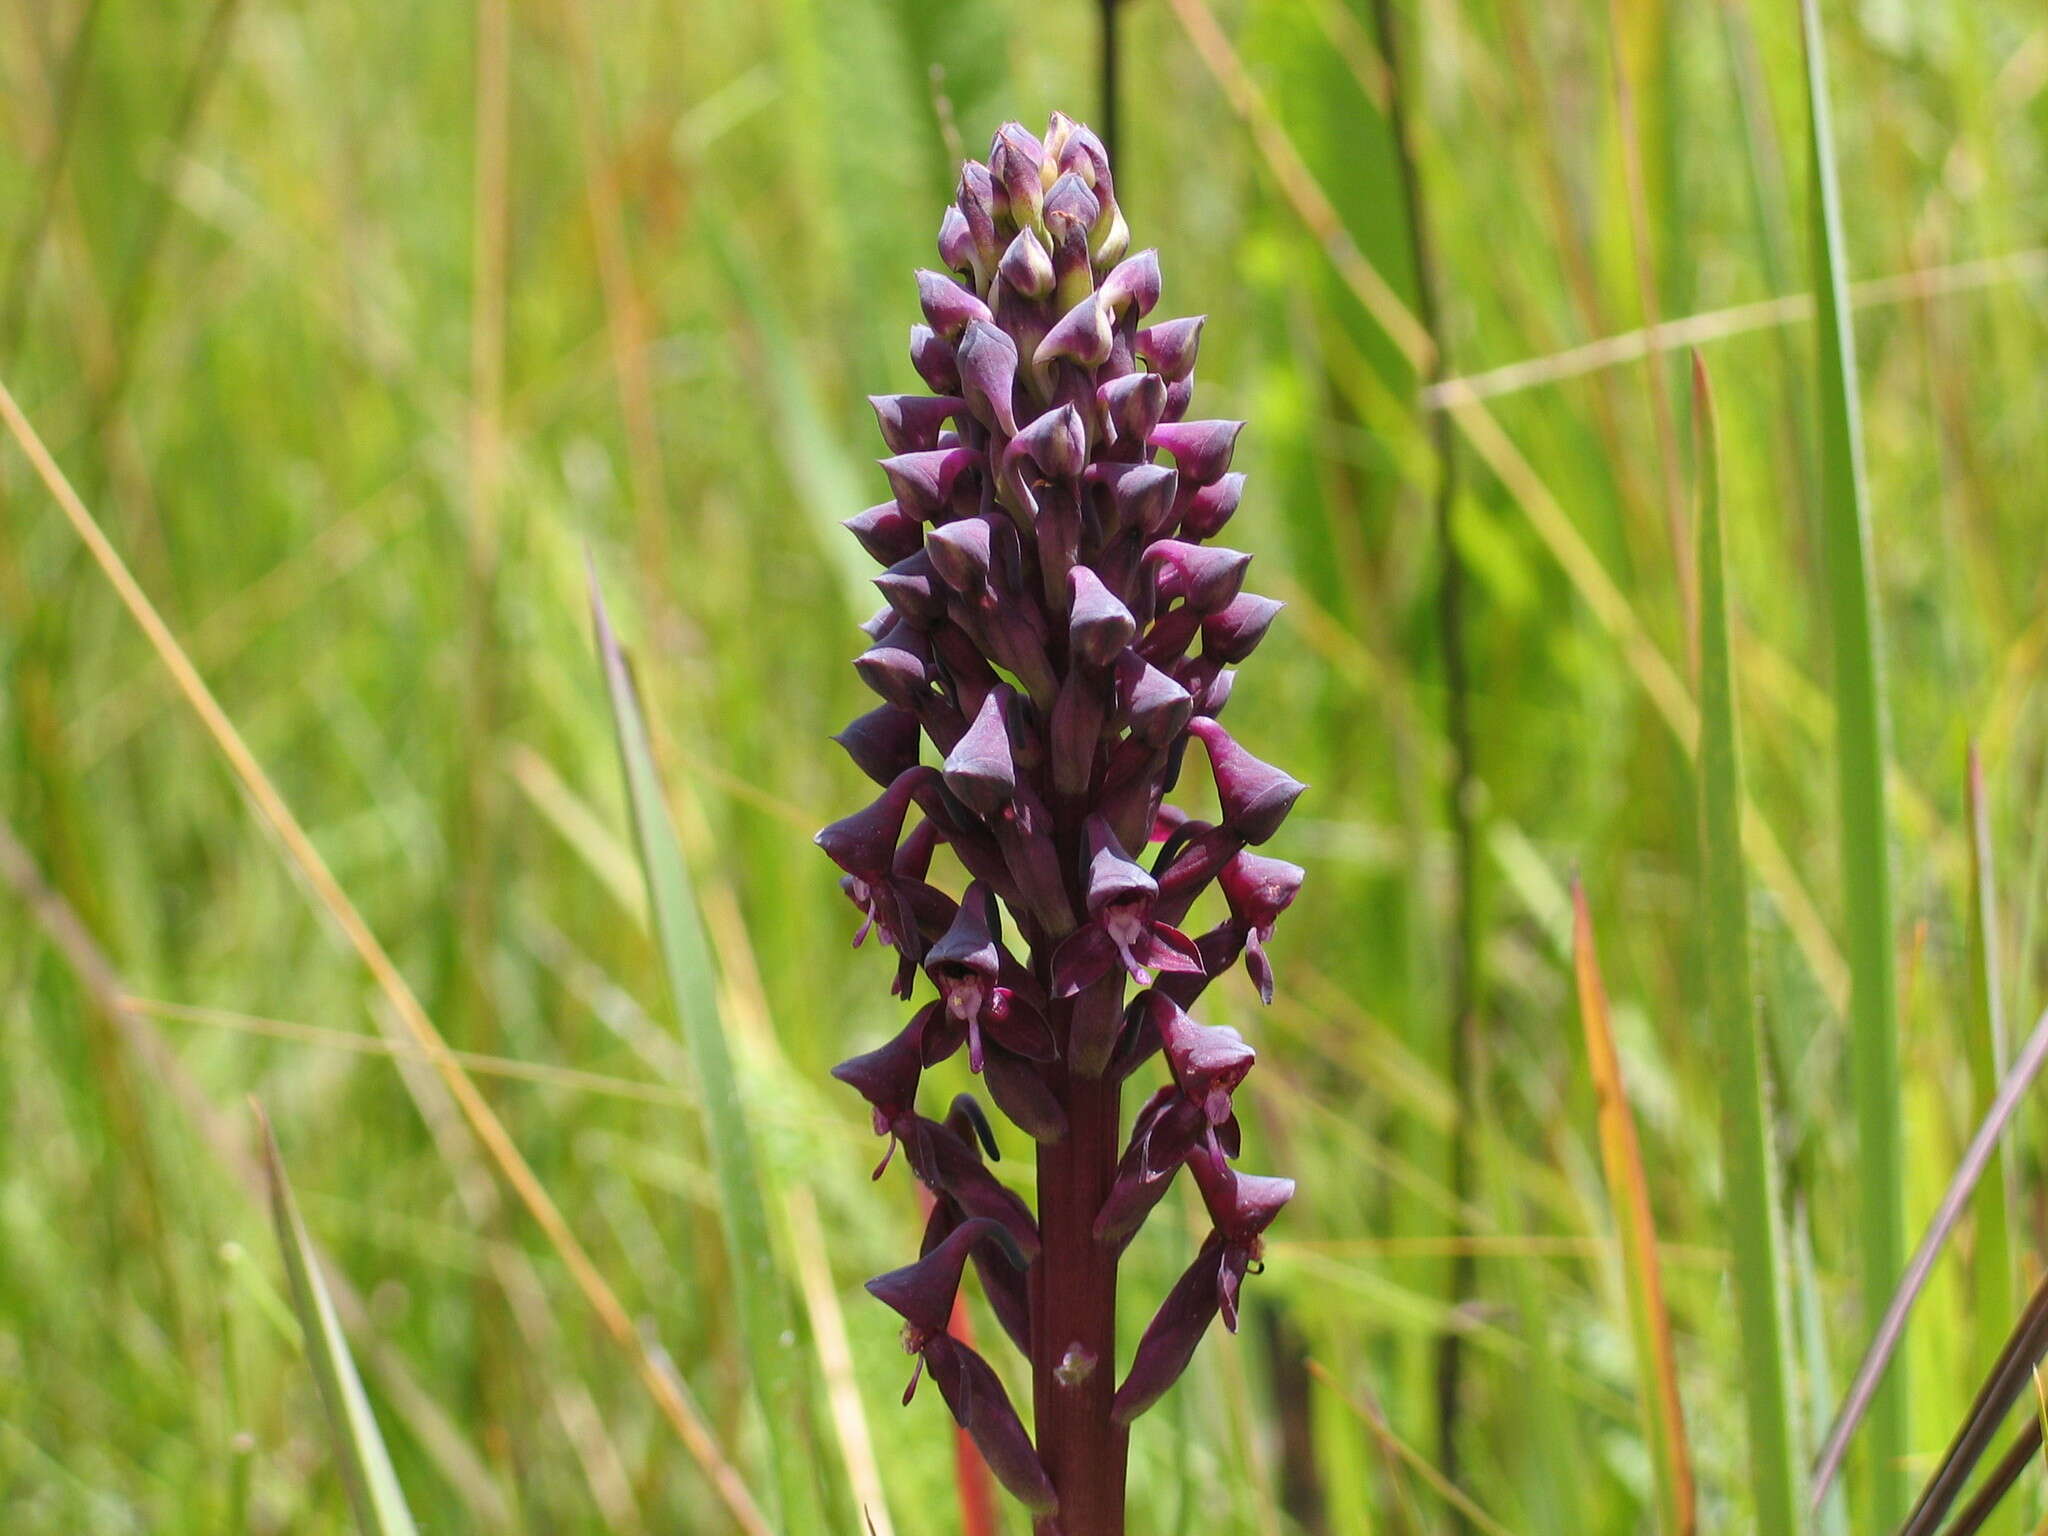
[1031,1064,1127,1535]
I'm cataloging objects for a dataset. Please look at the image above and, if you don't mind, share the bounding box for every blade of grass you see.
[588,568,823,1532]
[0,375,775,1536]
[1800,0,1905,1520]
[1305,1360,1519,1536]
[1810,1003,2048,1504]
[1571,882,1696,1536]
[1694,353,1801,1529]
[254,1102,421,1536]
[1163,0,1850,1021]
[0,812,513,1526]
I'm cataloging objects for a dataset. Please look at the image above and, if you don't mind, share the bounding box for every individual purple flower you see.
[1219,851,1305,1003]
[1111,1156,1295,1425]
[1052,816,1205,995]
[866,1219,1056,1513]
[819,112,1305,1528]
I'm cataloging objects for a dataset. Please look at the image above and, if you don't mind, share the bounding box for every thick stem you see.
[1032,1066,1127,1535]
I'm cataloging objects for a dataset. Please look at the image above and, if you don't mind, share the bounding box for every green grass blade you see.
[1693,353,1802,1531]
[255,1102,421,1536]
[588,568,820,1530]
[1798,1,1904,1521]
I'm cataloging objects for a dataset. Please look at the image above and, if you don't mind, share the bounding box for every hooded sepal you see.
[1188,717,1305,844]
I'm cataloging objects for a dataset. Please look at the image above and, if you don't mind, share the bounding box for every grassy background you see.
[4,0,2047,1530]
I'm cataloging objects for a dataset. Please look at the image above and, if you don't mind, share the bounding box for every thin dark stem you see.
[1032,1066,1127,1535]
[1369,0,1479,1502]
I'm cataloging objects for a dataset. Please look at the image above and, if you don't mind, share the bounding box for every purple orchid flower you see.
[819,113,1306,1531]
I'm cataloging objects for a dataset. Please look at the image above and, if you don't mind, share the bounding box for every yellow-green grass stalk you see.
[1694,354,1801,1530]
[256,1103,420,1536]
[1800,0,1904,1521]
[590,572,825,1531]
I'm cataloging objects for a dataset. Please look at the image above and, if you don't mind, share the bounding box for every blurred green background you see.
[4,0,2047,1530]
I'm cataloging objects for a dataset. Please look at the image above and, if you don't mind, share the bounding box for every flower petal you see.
[1111,1234,1227,1425]
[922,1335,1059,1514]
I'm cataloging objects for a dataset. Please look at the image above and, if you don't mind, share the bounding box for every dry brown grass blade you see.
[1161,0,1848,1017]
[0,376,776,1536]
[0,814,516,1527]
[1572,883,1696,1535]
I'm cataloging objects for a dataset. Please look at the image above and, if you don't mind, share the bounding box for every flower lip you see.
[1084,815,1158,916]
[1219,852,1305,934]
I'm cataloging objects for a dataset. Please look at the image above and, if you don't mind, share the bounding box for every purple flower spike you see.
[1136,316,1205,381]
[1188,716,1306,844]
[820,113,1298,1525]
